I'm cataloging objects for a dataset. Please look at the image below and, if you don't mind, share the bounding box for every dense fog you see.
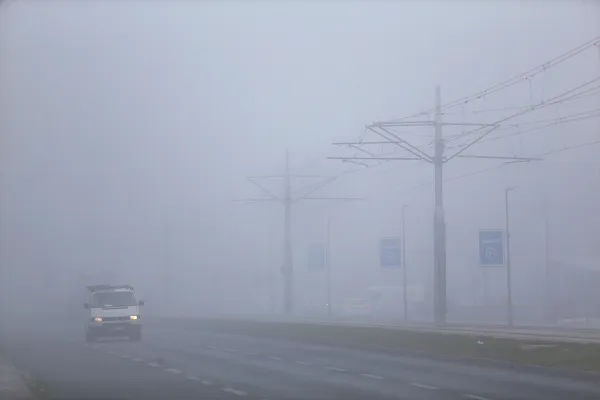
[1,0,599,326]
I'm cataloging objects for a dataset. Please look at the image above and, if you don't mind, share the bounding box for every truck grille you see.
[102,316,130,322]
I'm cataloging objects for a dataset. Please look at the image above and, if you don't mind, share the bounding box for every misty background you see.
[0,0,599,323]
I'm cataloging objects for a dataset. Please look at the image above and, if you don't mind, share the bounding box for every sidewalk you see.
[0,354,34,400]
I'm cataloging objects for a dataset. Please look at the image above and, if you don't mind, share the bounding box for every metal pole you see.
[433,85,447,325]
[544,218,551,323]
[326,217,332,318]
[283,149,294,315]
[402,205,408,324]
[505,187,514,326]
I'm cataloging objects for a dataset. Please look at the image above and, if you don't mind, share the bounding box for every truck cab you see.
[84,284,144,342]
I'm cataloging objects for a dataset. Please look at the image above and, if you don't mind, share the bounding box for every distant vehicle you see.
[343,285,424,321]
[84,284,144,342]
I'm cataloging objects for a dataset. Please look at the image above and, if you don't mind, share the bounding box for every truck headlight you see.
[129,315,138,320]
[93,317,103,322]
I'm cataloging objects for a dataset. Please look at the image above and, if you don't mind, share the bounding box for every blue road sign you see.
[380,237,401,268]
[308,243,327,270]
[479,229,505,266]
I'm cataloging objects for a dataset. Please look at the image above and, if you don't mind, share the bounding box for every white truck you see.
[84,284,144,342]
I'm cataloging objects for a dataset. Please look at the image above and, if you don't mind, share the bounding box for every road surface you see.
[1,319,600,400]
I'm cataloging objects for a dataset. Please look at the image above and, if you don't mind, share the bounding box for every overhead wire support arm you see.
[247,175,334,179]
[453,154,542,162]
[247,177,283,203]
[232,198,280,204]
[349,144,376,157]
[374,121,435,127]
[367,125,434,163]
[375,125,434,161]
[444,125,500,162]
[343,159,369,167]
[328,156,422,161]
[302,197,363,201]
[333,141,407,146]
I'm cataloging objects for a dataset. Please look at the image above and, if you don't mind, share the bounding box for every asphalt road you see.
[2,319,600,400]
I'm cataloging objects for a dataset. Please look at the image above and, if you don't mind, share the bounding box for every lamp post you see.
[505,187,515,326]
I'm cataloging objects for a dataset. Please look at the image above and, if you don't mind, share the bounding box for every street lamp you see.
[402,205,408,324]
[505,187,515,326]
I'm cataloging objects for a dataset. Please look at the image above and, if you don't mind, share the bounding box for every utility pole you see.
[433,86,447,326]
[330,86,539,325]
[401,205,408,324]
[236,150,360,316]
[326,217,332,317]
[283,150,293,314]
[544,218,551,324]
[505,187,514,326]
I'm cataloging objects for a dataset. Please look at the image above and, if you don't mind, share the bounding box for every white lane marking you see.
[245,352,258,356]
[206,345,217,349]
[295,360,312,365]
[223,388,247,396]
[147,362,160,368]
[165,368,182,374]
[325,366,348,372]
[410,382,439,390]
[464,395,491,400]
[185,376,199,381]
[223,348,238,353]
[201,380,213,386]
[119,355,131,359]
[132,358,143,362]
[360,373,383,380]
[268,356,283,361]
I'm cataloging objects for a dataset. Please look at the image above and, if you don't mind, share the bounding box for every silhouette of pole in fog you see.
[330,86,538,325]
[235,150,360,315]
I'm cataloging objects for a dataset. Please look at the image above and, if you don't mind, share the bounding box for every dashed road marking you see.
[201,380,213,386]
[132,358,143,362]
[165,368,182,374]
[223,348,238,352]
[223,388,247,396]
[360,374,383,380]
[147,362,160,368]
[325,366,347,372]
[268,356,283,361]
[119,355,131,359]
[206,345,217,349]
[464,395,491,400]
[245,352,258,356]
[410,382,439,390]
[295,361,312,365]
[185,376,199,381]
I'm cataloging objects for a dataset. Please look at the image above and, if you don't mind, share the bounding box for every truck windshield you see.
[91,292,136,308]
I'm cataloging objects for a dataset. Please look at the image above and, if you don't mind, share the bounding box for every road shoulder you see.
[0,353,35,400]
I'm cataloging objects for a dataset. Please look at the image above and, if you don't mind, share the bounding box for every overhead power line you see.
[444,76,600,157]
[381,138,600,197]
[445,107,600,148]
[384,36,600,123]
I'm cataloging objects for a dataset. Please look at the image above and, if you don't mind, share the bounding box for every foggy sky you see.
[1,0,599,317]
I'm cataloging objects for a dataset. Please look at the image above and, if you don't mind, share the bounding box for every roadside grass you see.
[0,344,48,400]
[163,317,600,372]
[24,375,50,400]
